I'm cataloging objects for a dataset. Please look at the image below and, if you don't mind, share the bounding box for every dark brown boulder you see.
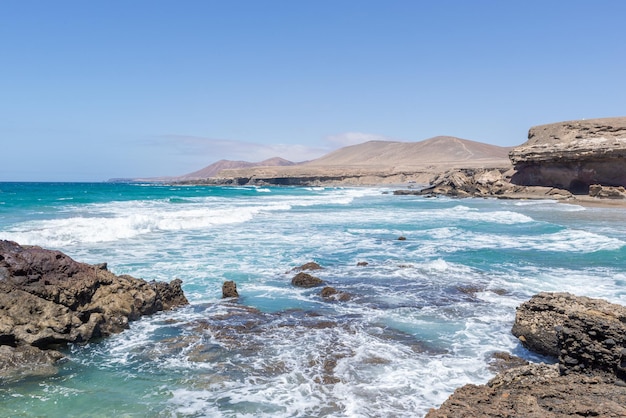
[222,281,239,298]
[0,240,188,376]
[291,272,324,288]
[429,293,626,416]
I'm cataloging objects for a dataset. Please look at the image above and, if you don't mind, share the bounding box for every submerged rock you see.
[320,286,350,302]
[487,351,529,373]
[0,240,188,377]
[0,345,65,380]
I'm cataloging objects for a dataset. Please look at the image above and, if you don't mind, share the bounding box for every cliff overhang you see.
[509,117,626,194]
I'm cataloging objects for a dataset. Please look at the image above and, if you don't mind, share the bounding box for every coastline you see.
[2,182,626,416]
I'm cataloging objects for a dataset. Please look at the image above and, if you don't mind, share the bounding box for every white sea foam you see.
[4,185,626,417]
[417,227,625,254]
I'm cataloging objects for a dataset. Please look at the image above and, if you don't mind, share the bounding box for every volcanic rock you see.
[429,292,626,416]
[0,345,65,380]
[320,286,350,302]
[510,117,626,194]
[222,280,239,298]
[0,240,188,376]
[512,292,626,377]
[291,272,324,288]
[426,363,626,417]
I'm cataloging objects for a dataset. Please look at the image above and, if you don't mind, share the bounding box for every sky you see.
[1,1,625,181]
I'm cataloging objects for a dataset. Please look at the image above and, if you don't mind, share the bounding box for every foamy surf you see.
[1,183,626,417]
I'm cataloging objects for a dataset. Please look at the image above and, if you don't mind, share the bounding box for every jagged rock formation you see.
[510,117,626,194]
[393,168,573,200]
[0,240,188,378]
[427,292,626,417]
[512,292,626,378]
[426,363,626,417]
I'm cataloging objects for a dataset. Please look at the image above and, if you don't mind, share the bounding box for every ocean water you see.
[1,182,626,417]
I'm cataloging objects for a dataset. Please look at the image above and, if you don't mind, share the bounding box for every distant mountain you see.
[176,157,295,180]
[303,136,512,167]
[111,136,513,184]
[209,136,514,186]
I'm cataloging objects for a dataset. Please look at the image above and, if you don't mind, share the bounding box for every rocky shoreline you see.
[173,117,626,208]
[392,167,626,207]
[0,240,188,379]
[4,240,626,416]
[427,292,626,417]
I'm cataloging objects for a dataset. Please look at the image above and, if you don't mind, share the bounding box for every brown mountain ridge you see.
[186,136,513,186]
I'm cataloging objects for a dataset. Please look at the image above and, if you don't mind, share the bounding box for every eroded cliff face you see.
[509,117,626,193]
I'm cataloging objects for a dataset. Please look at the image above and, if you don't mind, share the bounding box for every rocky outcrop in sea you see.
[0,240,188,379]
[427,292,626,417]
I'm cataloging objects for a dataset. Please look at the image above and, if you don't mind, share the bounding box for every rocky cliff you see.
[510,117,626,193]
[427,292,626,417]
[0,240,188,379]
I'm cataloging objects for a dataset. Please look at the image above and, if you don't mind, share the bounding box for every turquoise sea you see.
[1,182,626,417]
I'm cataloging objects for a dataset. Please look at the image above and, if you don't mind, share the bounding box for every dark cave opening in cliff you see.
[569,179,590,195]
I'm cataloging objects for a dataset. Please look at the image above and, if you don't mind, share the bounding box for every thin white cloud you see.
[142,131,399,168]
[324,132,396,147]
[148,135,328,163]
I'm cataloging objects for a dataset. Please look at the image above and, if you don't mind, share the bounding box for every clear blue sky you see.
[2,0,625,181]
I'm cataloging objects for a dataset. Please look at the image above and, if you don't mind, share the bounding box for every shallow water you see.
[1,183,625,417]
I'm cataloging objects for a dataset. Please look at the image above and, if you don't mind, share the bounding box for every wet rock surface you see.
[427,364,626,418]
[221,280,239,298]
[320,286,351,302]
[428,292,626,417]
[291,272,325,288]
[0,240,188,377]
[513,292,626,377]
